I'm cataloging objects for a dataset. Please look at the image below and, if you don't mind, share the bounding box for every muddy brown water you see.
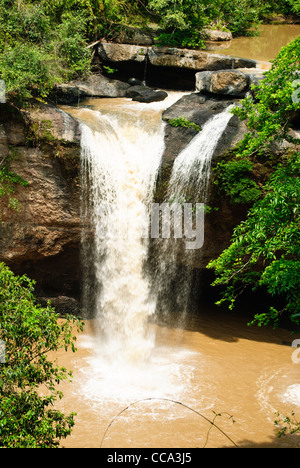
[208,24,300,62]
[53,312,300,448]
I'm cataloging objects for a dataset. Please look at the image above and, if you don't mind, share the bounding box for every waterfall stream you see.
[58,97,237,414]
[167,105,234,200]
[63,97,235,362]
[66,95,187,363]
[76,98,234,361]
[151,106,234,322]
[80,111,163,362]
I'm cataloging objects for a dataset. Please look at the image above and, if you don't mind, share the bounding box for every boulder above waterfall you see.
[196,70,250,97]
[98,42,257,72]
[51,74,131,104]
[161,93,248,166]
[196,68,267,97]
[99,43,148,63]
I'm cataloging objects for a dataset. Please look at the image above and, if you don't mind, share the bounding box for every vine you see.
[100,398,238,448]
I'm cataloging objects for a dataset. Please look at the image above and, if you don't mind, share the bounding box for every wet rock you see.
[132,89,168,103]
[126,83,168,102]
[128,77,144,86]
[126,85,151,98]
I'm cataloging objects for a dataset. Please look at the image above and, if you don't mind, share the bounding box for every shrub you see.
[0,263,84,448]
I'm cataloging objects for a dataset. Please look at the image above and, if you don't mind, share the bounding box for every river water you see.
[56,92,300,448]
[55,312,300,448]
[207,24,300,62]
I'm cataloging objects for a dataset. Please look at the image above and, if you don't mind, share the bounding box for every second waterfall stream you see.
[62,94,234,406]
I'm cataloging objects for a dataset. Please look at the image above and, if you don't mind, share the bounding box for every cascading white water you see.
[56,100,300,448]
[70,95,186,363]
[81,110,163,362]
[167,105,235,201]
[62,98,235,405]
[151,106,235,321]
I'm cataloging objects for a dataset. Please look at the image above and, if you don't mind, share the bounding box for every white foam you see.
[282,384,300,407]
[74,333,200,416]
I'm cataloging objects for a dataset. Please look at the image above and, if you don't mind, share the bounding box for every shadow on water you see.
[153,267,300,347]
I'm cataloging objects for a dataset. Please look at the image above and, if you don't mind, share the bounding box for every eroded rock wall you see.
[0,102,82,312]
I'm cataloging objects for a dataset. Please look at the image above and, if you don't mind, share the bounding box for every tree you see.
[208,154,300,328]
[0,0,92,104]
[0,263,84,448]
[208,37,300,329]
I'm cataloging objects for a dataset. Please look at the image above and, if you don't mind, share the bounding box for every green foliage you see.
[208,37,300,329]
[275,411,300,438]
[0,263,84,448]
[0,0,92,104]
[168,117,202,132]
[208,153,300,328]
[213,158,261,204]
[0,44,62,104]
[155,30,205,49]
[0,0,299,102]
[209,0,262,37]
[103,65,118,74]
[0,154,29,218]
[232,36,300,158]
[148,0,204,30]
[270,0,300,15]
[149,0,271,45]
[53,12,92,77]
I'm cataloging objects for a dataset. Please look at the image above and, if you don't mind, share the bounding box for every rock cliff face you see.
[0,102,82,313]
[154,92,249,269]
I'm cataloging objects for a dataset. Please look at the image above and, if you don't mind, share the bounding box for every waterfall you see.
[64,97,233,364]
[151,106,234,322]
[168,106,234,201]
[60,97,235,411]
[72,96,184,363]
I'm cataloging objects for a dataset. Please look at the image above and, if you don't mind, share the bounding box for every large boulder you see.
[125,84,168,103]
[196,70,250,97]
[161,92,247,166]
[202,29,233,41]
[129,87,168,103]
[133,90,168,103]
[99,43,148,63]
[147,47,256,70]
[51,74,131,104]
[154,92,249,269]
[98,42,257,71]
[97,42,257,90]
